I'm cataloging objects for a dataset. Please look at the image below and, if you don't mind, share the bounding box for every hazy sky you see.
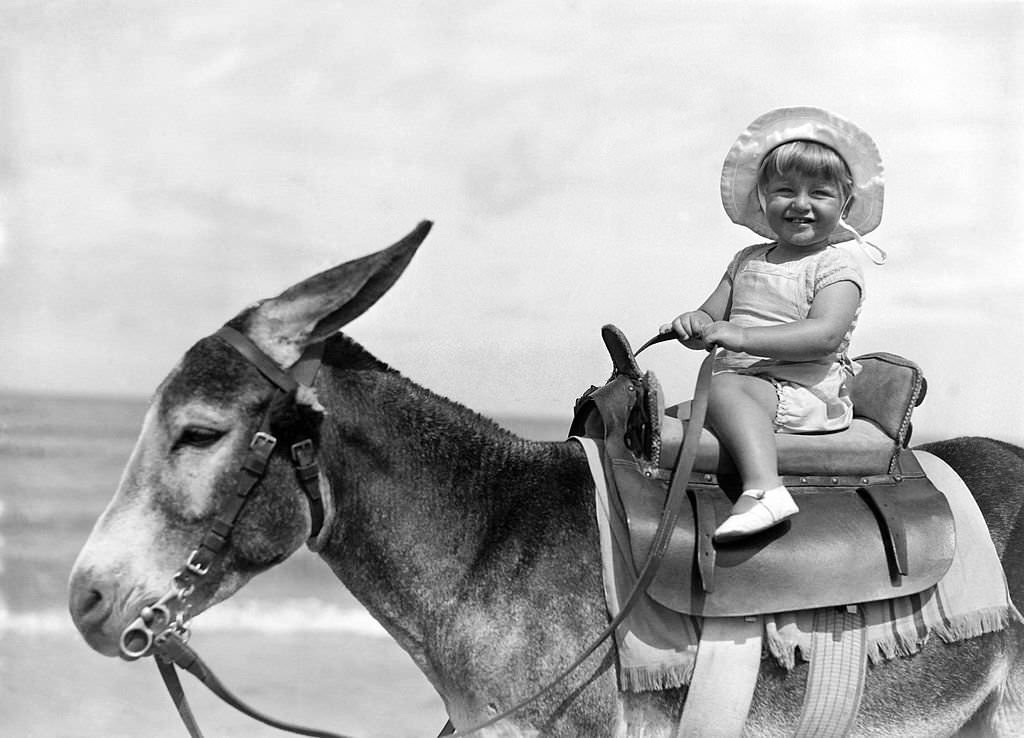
[0,1,1021,443]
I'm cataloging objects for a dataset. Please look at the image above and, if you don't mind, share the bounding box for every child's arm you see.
[701,280,860,361]
[660,276,732,349]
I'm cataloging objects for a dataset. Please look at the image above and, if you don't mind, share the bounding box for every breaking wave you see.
[1,598,389,637]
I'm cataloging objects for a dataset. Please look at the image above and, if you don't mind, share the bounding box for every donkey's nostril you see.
[68,569,129,656]
[68,576,112,630]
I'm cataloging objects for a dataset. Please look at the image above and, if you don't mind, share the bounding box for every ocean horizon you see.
[0,389,571,633]
[0,389,564,735]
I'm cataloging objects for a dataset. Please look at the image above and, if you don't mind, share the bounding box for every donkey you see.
[69,222,1024,736]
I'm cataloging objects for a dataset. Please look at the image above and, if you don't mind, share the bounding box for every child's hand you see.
[700,321,744,352]
[660,311,712,350]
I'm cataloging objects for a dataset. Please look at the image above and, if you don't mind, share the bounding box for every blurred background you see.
[0,1,1021,735]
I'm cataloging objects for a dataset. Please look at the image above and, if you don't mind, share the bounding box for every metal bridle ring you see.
[119,602,175,660]
[120,619,156,660]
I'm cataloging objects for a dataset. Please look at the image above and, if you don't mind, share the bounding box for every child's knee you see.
[709,372,743,401]
[709,373,778,416]
[710,372,759,404]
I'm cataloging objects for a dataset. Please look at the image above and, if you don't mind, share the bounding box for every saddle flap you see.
[616,450,955,617]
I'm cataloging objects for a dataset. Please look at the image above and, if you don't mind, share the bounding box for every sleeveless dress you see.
[713,243,864,433]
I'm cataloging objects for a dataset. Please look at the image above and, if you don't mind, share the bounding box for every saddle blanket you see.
[573,437,1021,692]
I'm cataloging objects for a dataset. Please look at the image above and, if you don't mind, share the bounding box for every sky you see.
[0,0,1021,443]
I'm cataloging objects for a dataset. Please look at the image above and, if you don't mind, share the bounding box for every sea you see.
[0,391,569,634]
[0,391,568,737]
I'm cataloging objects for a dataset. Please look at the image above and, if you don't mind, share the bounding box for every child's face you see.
[762,171,846,250]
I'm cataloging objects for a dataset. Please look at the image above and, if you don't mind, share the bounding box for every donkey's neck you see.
[313,359,591,663]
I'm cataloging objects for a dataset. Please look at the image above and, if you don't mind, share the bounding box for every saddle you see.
[570,325,955,618]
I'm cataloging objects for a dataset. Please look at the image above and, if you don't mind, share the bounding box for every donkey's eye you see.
[175,427,225,450]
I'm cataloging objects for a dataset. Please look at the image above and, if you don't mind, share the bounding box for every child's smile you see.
[762,172,845,250]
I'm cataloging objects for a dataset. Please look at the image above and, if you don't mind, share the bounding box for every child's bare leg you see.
[706,373,780,488]
[707,373,798,541]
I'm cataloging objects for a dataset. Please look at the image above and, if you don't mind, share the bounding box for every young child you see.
[662,107,885,542]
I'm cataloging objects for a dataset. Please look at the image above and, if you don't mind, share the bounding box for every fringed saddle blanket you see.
[575,437,1021,692]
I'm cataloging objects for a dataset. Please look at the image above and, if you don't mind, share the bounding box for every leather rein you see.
[439,335,714,737]
[118,326,711,738]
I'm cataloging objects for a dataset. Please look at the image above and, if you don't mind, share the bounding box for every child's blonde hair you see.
[757,140,854,204]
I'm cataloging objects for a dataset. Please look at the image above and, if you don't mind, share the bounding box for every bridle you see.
[114,325,712,738]
[117,325,351,738]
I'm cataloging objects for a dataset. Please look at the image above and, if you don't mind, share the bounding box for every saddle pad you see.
[616,452,955,617]
[579,437,1017,693]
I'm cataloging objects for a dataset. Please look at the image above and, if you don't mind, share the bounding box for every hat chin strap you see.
[837,215,887,265]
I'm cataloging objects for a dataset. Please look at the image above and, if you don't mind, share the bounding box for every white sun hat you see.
[720,106,885,259]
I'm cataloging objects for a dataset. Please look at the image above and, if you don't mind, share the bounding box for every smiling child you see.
[661,107,884,541]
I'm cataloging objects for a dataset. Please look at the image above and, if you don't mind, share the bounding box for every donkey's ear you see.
[253,221,431,357]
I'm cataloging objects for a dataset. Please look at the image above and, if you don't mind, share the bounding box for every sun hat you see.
[720,106,885,258]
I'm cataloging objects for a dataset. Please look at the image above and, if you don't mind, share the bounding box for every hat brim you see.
[721,107,884,243]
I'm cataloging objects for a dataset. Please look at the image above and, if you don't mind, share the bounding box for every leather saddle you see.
[570,325,955,618]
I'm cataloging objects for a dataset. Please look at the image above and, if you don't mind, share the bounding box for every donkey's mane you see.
[183,306,521,446]
[322,331,523,443]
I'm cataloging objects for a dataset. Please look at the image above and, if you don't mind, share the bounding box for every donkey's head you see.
[68,221,431,656]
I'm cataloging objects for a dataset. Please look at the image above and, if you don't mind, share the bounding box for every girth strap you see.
[793,608,868,737]
[676,616,763,738]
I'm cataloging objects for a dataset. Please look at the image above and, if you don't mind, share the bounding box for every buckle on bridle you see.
[291,438,316,466]
[185,549,211,576]
[250,431,277,453]
[242,431,277,476]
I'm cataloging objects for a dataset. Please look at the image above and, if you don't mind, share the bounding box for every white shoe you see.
[713,486,799,542]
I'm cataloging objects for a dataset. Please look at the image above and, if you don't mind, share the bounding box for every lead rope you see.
[439,346,715,737]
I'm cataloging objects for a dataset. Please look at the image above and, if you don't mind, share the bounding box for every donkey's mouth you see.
[68,571,126,656]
